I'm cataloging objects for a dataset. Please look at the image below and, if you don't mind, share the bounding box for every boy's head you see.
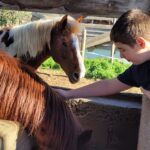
[110,9,150,46]
[110,9,150,65]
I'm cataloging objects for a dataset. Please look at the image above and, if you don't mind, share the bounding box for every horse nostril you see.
[73,72,79,81]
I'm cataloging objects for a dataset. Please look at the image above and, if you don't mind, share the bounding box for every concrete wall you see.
[67,93,142,150]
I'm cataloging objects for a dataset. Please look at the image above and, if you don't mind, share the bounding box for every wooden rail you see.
[86,32,110,48]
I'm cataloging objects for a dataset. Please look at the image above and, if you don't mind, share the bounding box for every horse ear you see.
[76,16,83,23]
[59,15,68,30]
[78,129,92,146]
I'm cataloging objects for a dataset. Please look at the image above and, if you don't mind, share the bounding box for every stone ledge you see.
[67,93,142,150]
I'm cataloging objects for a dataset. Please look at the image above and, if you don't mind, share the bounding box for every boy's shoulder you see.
[118,60,150,90]
[134,60,150,71]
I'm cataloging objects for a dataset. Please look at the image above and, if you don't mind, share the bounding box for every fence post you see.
[111,18,117,63]
[137,95,150,150]
[81,28,87,59]
[111,43,115,63]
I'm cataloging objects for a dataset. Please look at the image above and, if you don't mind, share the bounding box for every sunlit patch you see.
[71,33,85,79]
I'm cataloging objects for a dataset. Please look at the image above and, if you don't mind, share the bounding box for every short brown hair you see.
[110,9,150,46]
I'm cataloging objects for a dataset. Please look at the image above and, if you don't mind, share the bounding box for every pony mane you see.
[0,50,78,149]
[0,50,44,131]
[9,16,80,58]
[11,20,54,57]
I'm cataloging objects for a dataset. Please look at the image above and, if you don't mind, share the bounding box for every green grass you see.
[41,58,131,80]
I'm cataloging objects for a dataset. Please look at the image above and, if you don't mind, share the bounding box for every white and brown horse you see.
[0,15,85,83]
[0,50,91,150]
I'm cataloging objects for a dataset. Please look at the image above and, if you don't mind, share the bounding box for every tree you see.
[0,9,31,27]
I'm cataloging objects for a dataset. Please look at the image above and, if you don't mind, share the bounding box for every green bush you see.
[84,58,130,79]
[41,58,60,69]
[0,9,31,27]
[41,58,131,80]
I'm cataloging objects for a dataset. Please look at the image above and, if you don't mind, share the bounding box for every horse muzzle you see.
[69,72,80,84]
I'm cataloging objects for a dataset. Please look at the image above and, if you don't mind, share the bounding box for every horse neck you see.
[40,86,80,150]
[25,43,51,69]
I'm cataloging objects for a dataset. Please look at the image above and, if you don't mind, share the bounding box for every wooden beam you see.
[0,0,150,17]
[86,32,110,48]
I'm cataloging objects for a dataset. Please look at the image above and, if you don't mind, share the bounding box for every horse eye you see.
[62,42,67,47]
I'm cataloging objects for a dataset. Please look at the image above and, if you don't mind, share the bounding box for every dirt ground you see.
[37,68,95,89]
[37,68,142,94]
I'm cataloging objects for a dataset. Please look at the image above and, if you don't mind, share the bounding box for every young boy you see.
[56,9,150,99]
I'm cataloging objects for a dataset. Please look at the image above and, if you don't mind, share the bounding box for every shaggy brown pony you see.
[0,50,91,150]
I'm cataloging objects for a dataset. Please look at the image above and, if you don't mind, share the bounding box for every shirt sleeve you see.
[117,65,139,87]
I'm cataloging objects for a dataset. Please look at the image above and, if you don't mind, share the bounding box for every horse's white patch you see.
[71,34,85,78]
[0,32,6,48]
[0,20,54,58]
[0,31,5,41]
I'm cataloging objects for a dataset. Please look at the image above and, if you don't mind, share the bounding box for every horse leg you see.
[0,120,20,150]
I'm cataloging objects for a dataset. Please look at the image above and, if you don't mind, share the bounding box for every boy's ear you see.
[136,37,146,49]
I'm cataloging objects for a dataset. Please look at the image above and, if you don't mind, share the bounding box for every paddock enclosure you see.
[68,93,141,150]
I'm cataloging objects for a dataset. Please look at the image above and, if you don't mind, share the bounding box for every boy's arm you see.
[56,78,131,99]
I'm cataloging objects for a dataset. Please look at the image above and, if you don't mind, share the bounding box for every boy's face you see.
[115,42,148,65]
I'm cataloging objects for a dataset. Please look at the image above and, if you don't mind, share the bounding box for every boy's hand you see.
[141,87,150,99]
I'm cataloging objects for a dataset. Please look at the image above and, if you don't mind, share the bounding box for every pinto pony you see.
[0,50,91,150]
[0,15,85,83]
